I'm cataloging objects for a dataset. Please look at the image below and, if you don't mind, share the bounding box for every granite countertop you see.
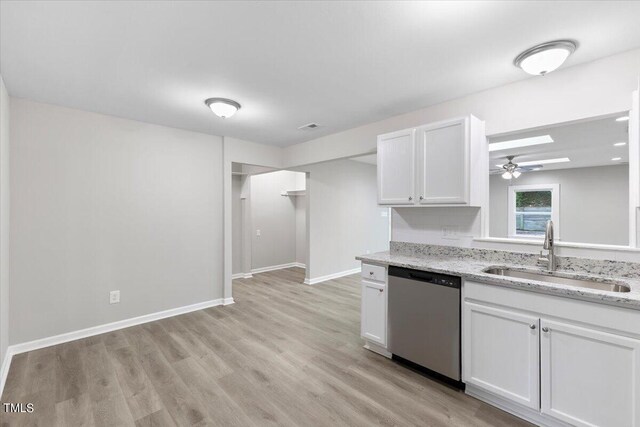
[356,245,640,310]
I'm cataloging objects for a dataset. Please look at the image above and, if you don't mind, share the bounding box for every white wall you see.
[10,99,224,344]
[232,175,243,275]
[250,170,300,270]
[283,49,640,167]
[392,207,482,248]
[223,137,284,299]
[295,194,306,265]
[490,165,629,246]
[286,49,640,262]
[0,77,10,364]
[297,160,389,281]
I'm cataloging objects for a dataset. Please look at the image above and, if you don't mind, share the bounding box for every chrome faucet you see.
[538,220,556,271]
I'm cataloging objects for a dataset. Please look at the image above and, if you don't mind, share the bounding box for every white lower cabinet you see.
[463,302,539,409]
[464,281,640,427]
[540,319,640,427]
[361,280,387,346]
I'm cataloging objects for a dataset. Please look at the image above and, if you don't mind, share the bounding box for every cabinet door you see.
[361,280,387,346]
[540,319,640,427]
[377,129,416,205]
[417,119,468,204]
[463,302,539,409]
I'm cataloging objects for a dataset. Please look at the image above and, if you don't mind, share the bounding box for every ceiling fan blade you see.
[518,165,543,171]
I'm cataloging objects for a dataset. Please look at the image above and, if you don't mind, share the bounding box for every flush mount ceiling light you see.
[614,142,627,147]
[616,116,630,122]
[514,40,577,76]
[611,157,623,161]
[204,98,241,118]
[488,135,554,152]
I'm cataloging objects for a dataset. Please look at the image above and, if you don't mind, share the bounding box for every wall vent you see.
[298,122,320,130]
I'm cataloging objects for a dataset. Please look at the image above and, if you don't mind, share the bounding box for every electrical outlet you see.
[110,290,120,304]
[442,226,460,240]
[256,229,261,237]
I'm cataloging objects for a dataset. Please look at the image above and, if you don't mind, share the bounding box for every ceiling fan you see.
[490,156,543,180]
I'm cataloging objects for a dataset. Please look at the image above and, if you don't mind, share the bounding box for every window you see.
[508,184,559,239]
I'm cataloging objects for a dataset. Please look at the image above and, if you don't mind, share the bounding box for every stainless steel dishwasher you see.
[388,266,463,388]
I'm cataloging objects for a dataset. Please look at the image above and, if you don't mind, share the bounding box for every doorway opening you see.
[231,163,308,283]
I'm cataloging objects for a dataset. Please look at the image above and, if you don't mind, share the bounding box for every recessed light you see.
[488,135,554,152]
[514,40,577,76]
[615,116,629,122]
[204,98,241,118]
[611,157,622,161]
[495,157,570,168]
[613,142,627,147]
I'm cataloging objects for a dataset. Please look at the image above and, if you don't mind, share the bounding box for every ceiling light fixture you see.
[501,156,521,180]
[514,40,577,76]
[615,116,629,122]
[611,157,622,161]
[204,98,241,118]
[614,142,627,147]
[495,157,570,168]
[488,135,554,152]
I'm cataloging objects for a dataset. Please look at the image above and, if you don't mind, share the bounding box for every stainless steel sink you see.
[483,268,631,293]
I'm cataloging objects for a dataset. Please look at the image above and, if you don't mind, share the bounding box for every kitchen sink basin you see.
[483,268,631,293]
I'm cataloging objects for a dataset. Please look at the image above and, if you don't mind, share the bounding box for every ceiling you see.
[489,113,629,172]
[2,1,640,147]
[350,154,377,165]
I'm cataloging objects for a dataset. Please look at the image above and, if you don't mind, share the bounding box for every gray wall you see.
[300,160,389,280]
[10,99,224,344]
[250,170,300,270]
[0,78,10,363]
[490,165,629,245]
[232,175,243,275]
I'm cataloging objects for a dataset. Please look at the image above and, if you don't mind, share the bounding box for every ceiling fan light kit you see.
[501,156,520,180]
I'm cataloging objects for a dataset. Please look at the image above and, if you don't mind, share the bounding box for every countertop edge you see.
[356,254,640,311]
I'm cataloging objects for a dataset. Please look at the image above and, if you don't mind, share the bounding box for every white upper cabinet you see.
[377,129,416,204]
[417,118,467,204]
[377,115,486,206]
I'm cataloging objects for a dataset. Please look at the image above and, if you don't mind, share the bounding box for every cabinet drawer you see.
[361,264,386,282]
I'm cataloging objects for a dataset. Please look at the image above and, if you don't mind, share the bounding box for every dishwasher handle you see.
[408,272,437,283]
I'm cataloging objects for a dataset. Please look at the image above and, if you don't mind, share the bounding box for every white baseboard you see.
[0,348,12,400]
[293,262,306,269]
[363,340,392,358]
[231,273,244,279]
[466,385,570,427]
[304,267,361,285]
[0,298,225,397]
[251,262,304,274]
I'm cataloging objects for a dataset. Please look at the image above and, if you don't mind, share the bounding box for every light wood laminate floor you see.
[1,268,531,426]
